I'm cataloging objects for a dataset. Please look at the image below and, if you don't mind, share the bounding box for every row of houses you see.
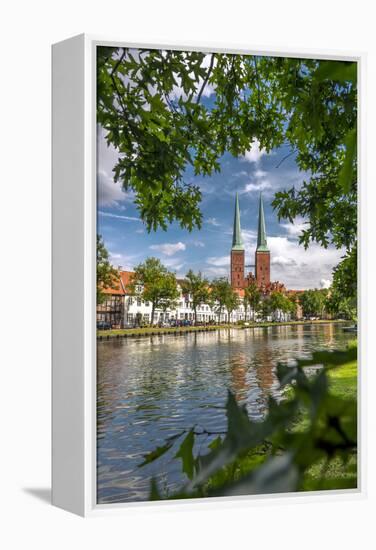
[96,270,301,328]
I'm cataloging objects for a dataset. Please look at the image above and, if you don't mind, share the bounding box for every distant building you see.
[97,271,132,328]
[229,193,302,318]
[231,192,275,292]
[97,194,305,328]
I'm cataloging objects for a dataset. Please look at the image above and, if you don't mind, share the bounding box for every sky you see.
[97,55,344,290]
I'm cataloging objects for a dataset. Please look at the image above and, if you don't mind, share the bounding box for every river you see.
[97,323,352,503]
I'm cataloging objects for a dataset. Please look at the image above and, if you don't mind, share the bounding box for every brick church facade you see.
[230,193,285,295]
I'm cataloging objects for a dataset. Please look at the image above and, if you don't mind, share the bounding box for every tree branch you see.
[275,149,297,168]
[196,53,215,105]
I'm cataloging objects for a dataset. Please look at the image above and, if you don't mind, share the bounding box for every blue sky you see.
[97,56,344,290]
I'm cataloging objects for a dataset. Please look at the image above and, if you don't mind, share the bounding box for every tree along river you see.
[97,323,353,503]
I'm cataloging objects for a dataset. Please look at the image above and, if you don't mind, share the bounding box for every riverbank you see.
[97,319,347,340]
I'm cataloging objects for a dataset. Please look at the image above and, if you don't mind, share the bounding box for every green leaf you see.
[226,390,253,448]
[338,128,357,194]
[208,436,223,451]
[295,346,357,369]
[276,363,298,387]
[314,61,357,84]
[149,478,161,501]
[218,453,299,497]
[138,442,173,467]
[174,429,195,480]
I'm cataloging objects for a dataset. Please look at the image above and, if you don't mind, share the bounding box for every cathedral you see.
[230,193,285,295]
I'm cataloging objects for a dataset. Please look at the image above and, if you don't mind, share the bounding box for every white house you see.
[98,270,258,328]
[97,270,294,329]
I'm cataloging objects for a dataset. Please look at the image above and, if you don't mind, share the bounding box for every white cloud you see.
[281,217,309,238]
[163,257,186,272]
[206,256,230,267]
[254,169,267,178]
[233,170,248,178]
[320,279,331,289]
[267,236,344,290]
[108,251,141,271]
[150,242,186,256]
[98,211,141,222]
[204,267,229,278]
[97,170,127,207]
[271,255,297,267]
[240,164,272,196]
[242,229,257,248]
[242,139,266,164]
[192,240,205,248]
[206,217,221,226]
[243,179,272,194]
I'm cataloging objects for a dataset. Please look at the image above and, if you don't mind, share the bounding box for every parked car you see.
[97,321,111,330]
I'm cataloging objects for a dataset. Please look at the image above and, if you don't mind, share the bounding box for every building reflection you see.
[228,351,249,402]
[253,346,276,397]
[322,322,334,346]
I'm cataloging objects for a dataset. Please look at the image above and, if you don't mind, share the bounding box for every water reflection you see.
[97,323,351,503]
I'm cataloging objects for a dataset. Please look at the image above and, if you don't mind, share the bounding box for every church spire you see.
[257,193,269,251]
[232,192,244,250]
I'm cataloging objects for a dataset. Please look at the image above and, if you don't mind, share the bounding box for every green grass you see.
[302,355,358,490]
[302,456,357,491]
[97,319,346,338]
[327,358,357,400]
[97,325,230,337]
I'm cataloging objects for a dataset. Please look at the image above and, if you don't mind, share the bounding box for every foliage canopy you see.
[98,49,356,256]
[181,270,210,323]
[127,257,179,324]
[96,234,118,304]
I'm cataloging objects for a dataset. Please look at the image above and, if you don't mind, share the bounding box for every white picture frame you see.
[52,34,366,517]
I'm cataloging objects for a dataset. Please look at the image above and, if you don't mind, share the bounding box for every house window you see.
[137,298,142,306]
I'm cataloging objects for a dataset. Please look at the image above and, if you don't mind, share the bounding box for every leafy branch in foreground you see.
[98,50,357,301]
[140,345,357,499]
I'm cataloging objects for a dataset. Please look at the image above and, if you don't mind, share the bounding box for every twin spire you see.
[256,193,268,251]
[232,192,244,250]
[231,192,268,252]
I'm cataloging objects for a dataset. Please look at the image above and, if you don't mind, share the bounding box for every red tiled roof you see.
[120,271,134,291]
[101,270,135,296]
